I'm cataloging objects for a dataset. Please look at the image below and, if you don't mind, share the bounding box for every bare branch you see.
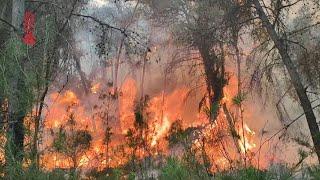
[0,18,20,34]
[288,22,320,37]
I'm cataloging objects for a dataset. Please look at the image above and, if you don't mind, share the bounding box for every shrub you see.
[215,167,270,180]
[160,157,192,180]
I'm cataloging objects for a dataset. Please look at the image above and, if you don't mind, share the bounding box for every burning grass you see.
[24,74,262,176]
[0,74,316,179]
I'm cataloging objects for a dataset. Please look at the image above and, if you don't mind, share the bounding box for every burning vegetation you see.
[1,0,320,179]
[35,75,259,174]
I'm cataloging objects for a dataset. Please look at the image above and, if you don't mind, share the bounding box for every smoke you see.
[38,0,320,172]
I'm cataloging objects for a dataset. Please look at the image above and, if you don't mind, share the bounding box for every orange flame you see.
[36,74,259,172]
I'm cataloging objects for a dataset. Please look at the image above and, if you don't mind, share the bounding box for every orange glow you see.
[239,123,257,153]
[151,115,171,147]
[91,83,101,94]
[32,72,261,173]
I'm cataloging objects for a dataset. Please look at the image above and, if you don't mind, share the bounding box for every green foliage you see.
[308,166,320,179]
[202,102,220,120]
[51,114,92,170]
[5,167,67,180]
[54,128,92,153]
[128,171,136,180]
[215,167,270,180]
[24,168,70,180]
[125,128,138,148]
[87,167,135,180]
[134,100,149,129]
[134,110,144,128]
[53,128,67,152]
[73,130,92,149]
[232,93,246,106]
[3,141,74,180]
[268,164,292,180]
[298,149,308,161]
[215,166,293,180]
[167,120,188,147]
[111,168,123,180]
[159,156,211,180]
[210,102,220,117]
[0,37,33,109]
[160,157,192,180]
[167,122,200,150]
[183,150,211,180]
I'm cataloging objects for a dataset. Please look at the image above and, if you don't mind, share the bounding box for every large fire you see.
[34,74,259,172]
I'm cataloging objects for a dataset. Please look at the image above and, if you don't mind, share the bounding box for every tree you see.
[0,0,86,167]
[145,0,229,122]
[6,0,26,164]
[27,0,86,168]
[52,113,92,171]
[251,0,320,162]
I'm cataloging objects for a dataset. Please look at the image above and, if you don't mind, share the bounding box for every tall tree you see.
[7,0,26,163]
[145,0,229,121]
[251,0,320,161]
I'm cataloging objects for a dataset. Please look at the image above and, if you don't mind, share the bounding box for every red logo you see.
[22,11,36,46]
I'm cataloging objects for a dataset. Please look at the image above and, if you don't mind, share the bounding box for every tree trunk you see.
[0,0,11,49]
[7,69,27,163]
[0,1,11,128]
[232,33,247,165]
[253,0,320,162]
[74,55,90,94]
[197,41,225,122]
[7,0,26,163]
[222,103,242,155]
[114,37,125,94]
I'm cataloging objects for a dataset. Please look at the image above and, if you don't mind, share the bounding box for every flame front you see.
[151,115,171,147]
[37,75,259,172]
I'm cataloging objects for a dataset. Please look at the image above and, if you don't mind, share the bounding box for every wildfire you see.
[90,83,101,94]
[119,78,137,134]
[35,73,259,172]
[51,90,79,105]
[151,115,171,147]
[239,123,257,153]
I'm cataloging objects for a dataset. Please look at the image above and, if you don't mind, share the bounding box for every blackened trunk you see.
[8,68,27,162]
[253,0,320,162]
[197,42,225,121]
[8,112,25,162]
